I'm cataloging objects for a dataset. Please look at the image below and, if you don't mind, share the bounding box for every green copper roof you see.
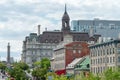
[75,56,90,71]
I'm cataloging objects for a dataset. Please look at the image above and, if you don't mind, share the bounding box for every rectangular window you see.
[78,50,81,54]
[110,57,112,63]
[109,24,115,29]
[113,48,114,54]
[113,57,115,62]
[73,50,76,53]
[107,57,109,63]
[118,48,120,54]
[118,56,120,62]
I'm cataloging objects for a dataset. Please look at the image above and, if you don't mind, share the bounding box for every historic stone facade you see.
[21,33,56,67]
[89,39,120,74]
[21,5,100,67]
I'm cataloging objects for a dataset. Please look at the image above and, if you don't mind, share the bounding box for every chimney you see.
[7,42,10,64]
[38,25,41,35]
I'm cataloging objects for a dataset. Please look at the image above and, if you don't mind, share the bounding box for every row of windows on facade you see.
[55,49,81,56]
[26,52,52,56]
[91,43,115,49]
[91,56,115,65]
[73,50,81,54]
[45,40,59,43]
[46,35,60,38]
[76,24,120,29]
[90,48,116,57]
[74,26,118,32]
[91,66,115,74]
[26,58,39,63]
[26,45,55,48]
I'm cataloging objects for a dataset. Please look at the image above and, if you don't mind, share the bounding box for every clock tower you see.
[61,4,70,34]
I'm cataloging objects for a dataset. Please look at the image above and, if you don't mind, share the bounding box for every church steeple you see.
[62,4,70,33]
[65,4,67,13]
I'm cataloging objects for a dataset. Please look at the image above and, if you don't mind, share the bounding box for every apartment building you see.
[89,39,120,74]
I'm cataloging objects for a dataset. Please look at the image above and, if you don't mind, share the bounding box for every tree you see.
[46,72,68,80]
[33,61,41,68]
[0,62,6,70]
[40,58,50,69]
[102,68,120,80]
[32,58,51,80]
[13,62,29,70]
[8,67,27,80]
[7,62,29,80]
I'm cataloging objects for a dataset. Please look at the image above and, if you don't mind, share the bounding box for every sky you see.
[0,0,120,61]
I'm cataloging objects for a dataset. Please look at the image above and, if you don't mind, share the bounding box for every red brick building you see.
[53,41,89,75]
[65,42,89,67]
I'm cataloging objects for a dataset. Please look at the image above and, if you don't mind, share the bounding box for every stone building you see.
[89,39,120,74]
[21,5,100,67]
[21,33,56,67]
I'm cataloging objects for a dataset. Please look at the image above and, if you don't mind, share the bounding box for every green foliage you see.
[33,61,41,68]
[32,58,51,80]
[40,58,50,69]
[8,67,27,80]
[102,68,120,80]
[0,62,6,70]
[6,62,29,80]
[74,68,120,80]
[46,72,68,80]
[27,69,31,73]
[45,68,120,80]
[33,58,50,69]
[13,62,29,70]
[32,68,47,78]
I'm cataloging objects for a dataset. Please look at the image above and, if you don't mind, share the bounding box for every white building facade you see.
[21,33,56,67]
[90,40,120,74]
[53,34,73,71]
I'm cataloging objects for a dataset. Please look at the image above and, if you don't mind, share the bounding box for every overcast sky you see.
[0,0,120,61]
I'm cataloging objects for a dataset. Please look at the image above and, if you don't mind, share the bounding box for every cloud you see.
[0,0,120,61]
[0,40,22,52]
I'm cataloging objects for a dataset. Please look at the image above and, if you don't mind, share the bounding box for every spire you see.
[65,4,67,13]
[61,4,70,33]
[62,4,70,20]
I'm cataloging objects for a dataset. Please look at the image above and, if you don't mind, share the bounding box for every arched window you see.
[87,64,90,68]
